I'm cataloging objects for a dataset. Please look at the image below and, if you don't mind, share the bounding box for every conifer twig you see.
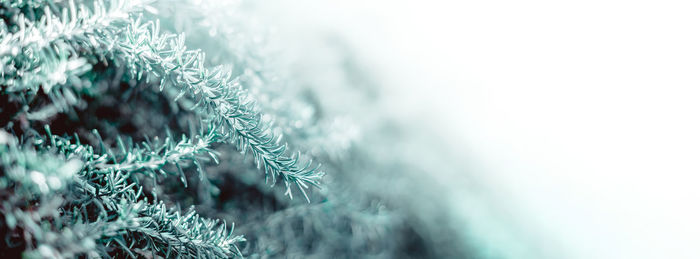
[0,0,151,92]
[1,130,245,258]
[89,18,324,201]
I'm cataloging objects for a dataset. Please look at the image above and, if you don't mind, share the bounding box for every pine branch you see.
[0,0,150,93]
[1,0,324,201]
[1,129,244,258]
[1,46,90,93]
[0,0,148,56]
[74,170,245,259]
[0,0,61,9]
[40,125,218,188]
[0,0,152,128]
[83,164,244,258]
[163,0,360,159]
[87,18,324,201]
[0,130,81,197]
[113,199,244,258]
[0,130,100,258]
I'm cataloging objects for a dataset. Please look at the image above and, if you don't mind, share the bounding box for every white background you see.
[265,0,700,258]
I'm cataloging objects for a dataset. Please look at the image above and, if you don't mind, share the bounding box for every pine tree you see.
[0,0,470,258]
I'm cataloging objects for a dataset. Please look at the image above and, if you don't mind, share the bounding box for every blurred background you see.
[244,0,700,258]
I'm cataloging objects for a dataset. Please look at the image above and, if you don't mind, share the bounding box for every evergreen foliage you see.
[0,0,470,258]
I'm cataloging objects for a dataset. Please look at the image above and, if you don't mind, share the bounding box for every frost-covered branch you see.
[1,0,324,201]
[0,0,148,56]
[40,125,219,187]
[86,18,324,201]
[0,0,150,93]
[0,130,244,258]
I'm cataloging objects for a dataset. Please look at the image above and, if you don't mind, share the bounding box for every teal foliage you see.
[0,0,469,258]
